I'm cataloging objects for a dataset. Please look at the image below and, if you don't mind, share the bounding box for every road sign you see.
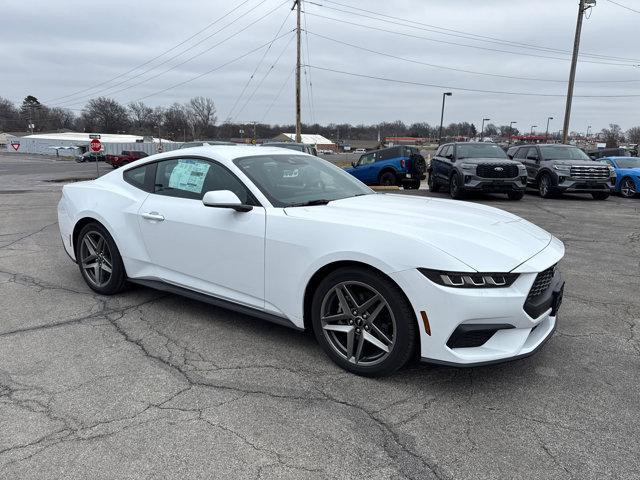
[90,138,102,153]
[89,134,101,139]
[10,140,20,151]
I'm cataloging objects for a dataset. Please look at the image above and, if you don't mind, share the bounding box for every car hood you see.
[457,158,521,165]
[546,160,601,166]
[284,194,552,272]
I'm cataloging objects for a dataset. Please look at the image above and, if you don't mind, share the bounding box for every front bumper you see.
[553,175,615,193]
[461,174,527,193]
[390,242,564,366]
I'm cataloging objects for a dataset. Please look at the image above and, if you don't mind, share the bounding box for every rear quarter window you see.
[123,164,154,192]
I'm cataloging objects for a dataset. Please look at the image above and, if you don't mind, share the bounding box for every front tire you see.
[538,173,553,198]
[76,223,127,295]
[428,172,440,192]
[592,191,610,200]
[449,173,464,199]
[311,267,417,377]
[620,177,637,198]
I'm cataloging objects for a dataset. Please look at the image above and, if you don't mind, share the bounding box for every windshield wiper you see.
[288,199,331,207]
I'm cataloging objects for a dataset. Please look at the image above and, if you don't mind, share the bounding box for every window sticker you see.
[169,160,210,193]
[283,169,299,178]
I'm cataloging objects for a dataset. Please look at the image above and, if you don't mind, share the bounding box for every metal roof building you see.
[273,133,335,146]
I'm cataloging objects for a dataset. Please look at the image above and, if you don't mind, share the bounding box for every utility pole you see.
[562,0,596,144]
[481,118,490,140]
[438,92,452,144]
[294,0,302,143]
[508,121,517,145]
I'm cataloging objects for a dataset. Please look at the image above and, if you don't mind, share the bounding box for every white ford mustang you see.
[58,146,565,376]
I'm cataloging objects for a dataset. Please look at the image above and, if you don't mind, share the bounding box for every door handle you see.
[141,212,165,221]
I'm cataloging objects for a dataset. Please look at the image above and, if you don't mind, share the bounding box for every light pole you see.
[562,0,596,144]
[586,125,592,138]
[531,125,538,136]
[481,118,490,139]
[438,92,452,144]
[508,121,517,145]
[545,117,554,142]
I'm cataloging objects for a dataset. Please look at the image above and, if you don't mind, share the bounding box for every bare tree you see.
[128,101,154,133]
[627,126,640,144]
[601,124,625,148]
[81,97,130,133]
[187,96,217,138]
[163,103,190,141]
[0,97,20,131]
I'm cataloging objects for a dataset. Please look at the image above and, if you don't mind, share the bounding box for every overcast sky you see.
[1,0,638,132]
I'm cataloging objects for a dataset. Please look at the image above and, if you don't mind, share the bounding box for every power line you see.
[53,0,288,109]
[231,32,296,121]
[43,0,258,104]
[226,7,293,121]
[307,64,640,97]
[260,66,296,122]
[306,30,640,84]
[305,11,640,67]
[302,6,317,124]
[129,31,294,103]
[606,0,640,14]
[316,0,640,63]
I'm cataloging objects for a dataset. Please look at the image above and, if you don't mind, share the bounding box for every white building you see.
[272,133,335,150]
[5,132,179,156]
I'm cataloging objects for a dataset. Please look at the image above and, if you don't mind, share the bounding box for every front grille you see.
[476,164,519,178]
[527,264,556,301]
[569,165,609,180]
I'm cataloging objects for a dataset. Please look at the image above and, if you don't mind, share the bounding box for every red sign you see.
[90,138,102,153]
[10,140,20,151]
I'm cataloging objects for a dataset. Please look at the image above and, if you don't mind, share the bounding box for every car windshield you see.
[456,144,507,159]
[234,154,373,207]
[540,146,591,161]
[615,158,640,168]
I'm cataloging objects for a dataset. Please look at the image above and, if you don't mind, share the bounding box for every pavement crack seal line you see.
[103,309,447,480]
[0,222,57,250]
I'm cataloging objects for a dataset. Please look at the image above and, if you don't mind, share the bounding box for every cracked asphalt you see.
[1,152,639,479]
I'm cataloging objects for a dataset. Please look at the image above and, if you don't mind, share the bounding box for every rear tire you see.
[76,222,127,295]
[311,267,418,377]
[592,191,610,200]
[379,171,396,187]
[508,191,524,201]
[449,173,464,199]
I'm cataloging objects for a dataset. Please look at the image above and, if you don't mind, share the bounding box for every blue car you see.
[344,146,426,189]
[600,156,640,198]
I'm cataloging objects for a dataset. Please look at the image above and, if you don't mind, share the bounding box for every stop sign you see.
[90,138,102,153]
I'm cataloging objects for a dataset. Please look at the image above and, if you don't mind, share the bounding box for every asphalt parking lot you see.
[1,152,639,480]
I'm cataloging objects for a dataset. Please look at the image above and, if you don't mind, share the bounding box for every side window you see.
[440,145,451,158]
[514,147,527,159]
[526,147,539,160]
[378,147,401,161]
[123,164,153,192]
[359,153,375,165]
[202,162,254,205]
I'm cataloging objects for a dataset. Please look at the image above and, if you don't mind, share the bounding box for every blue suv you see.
[344,146,426,189]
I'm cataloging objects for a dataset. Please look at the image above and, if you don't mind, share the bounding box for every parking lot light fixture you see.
[438,92,453,144]
[508,121,517,145]
[545,117,554,142]
[531,125,538,135]
[481,118,490,140]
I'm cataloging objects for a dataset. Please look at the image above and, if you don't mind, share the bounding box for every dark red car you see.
[105,150,149,168]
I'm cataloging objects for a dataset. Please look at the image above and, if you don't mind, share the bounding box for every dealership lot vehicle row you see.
[0,153,639,479]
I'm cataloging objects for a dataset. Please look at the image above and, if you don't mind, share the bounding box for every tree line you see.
[1,95,639,146]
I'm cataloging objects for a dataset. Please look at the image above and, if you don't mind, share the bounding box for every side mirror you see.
[202,190,253,212]
[527,156,538,161]
[351,161,357,167]
[446,154,455,161]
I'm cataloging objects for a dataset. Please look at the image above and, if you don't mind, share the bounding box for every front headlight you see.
[419,268,519,288]
[553,165,571,172]
[608,166,616,176]
[459,163,477,172]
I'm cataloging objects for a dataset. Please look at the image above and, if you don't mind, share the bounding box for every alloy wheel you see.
[320,281,396,366]
[539,175,550,197]
[621,178,637,198]
[79,231,113,288]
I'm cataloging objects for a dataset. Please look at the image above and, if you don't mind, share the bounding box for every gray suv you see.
[509,144,615,199]
[429,142,527,200]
